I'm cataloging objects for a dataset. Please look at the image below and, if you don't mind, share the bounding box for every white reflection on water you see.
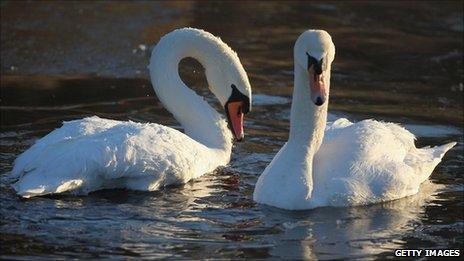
[253,94,290,106]
[403,124,462,138]
[261,182,444,260]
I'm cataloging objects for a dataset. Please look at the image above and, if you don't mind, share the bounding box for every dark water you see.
[1,1,463,259]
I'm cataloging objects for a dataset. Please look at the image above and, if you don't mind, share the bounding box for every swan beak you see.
[308,66,327,106]
[226,101,245,141]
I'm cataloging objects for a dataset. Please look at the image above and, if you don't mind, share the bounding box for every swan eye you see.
[228,84,250,114]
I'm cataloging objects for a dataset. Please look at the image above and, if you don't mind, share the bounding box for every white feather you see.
[10,28,252,198]
[253,30,456,210]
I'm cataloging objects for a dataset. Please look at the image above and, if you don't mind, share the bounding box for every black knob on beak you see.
[306,53,323,75]
[315,97,324,106]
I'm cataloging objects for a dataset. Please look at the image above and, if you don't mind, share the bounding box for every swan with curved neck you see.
[10,28,251,198]
[253,29,456,210]
[150,28,251,147]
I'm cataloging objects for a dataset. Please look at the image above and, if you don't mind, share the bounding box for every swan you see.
[9,28,252,198]
[253,29,456,210]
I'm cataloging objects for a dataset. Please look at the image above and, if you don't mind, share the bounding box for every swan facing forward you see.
[10,28,252,198]
[253,30,456,210]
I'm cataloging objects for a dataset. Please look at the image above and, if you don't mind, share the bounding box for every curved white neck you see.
[149,32,233,152]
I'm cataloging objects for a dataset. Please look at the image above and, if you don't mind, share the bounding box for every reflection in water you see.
[1,0,463,259]
[266,182,444,260]
[403,124,462,138]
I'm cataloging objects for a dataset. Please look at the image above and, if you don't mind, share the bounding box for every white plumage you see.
[10,28,252,198]
[253,30,456,210]
[11,117,228,197]
[311,118,456,207]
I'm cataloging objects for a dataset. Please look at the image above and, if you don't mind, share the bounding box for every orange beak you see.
[226,101,245,141]
[308,66,327,106]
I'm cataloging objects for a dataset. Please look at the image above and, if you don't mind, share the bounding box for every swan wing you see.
[313,118,455,206]
[10,116,119,179]
[10,117,223,198]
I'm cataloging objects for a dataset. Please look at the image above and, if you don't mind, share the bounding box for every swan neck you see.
[149,31,232,152]
[289,64,328,154]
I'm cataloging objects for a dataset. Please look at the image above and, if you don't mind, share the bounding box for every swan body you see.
[253,30,456,210]
[10,28,252,198]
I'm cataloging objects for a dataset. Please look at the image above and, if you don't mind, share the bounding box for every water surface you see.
[1,1,463,259]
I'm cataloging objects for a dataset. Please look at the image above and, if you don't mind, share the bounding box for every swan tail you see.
[10,148,95,198]
[12,170,85,198]
[431,142,457,159]
[412,141,457,184]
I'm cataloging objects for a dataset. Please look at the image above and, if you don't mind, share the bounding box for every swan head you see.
[294,29,335,106]
[204,44,252,142]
